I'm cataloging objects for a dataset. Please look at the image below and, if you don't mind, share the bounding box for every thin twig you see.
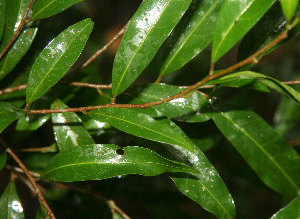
[283,80,300,85]
[0,84,27,95]
[59,81,112,89]
[25,31,288,115]
[0,0,34,60]
[0,138,56,219]
[6,165,41,178]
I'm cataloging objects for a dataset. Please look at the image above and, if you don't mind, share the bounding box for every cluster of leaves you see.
[0,0,300,218]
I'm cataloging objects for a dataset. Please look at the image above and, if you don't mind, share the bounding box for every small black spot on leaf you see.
[116,148,124,155]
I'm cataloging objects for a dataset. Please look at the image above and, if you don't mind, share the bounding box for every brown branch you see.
[283,80,300,85]
[0,138,56,219]
[25,30,288,115]
[0,0,34,60]
[59,81,112,89]
[0,84,27,95]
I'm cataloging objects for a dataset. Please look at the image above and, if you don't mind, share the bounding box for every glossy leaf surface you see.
[280,0,299,22]
[26,19,93,105]
[0,0,5,40]
[89,108,195,153]
[271,195,300,219]
[41,144,198,182]
[0,152,7,171]
[211,0,276,63]
[123,83,213,122]
[51,99,95,151]
[0,182,25,219]
[0,101,26,134]
[32,0,82,20]
[212,101,300,201]
[161,0,223,76]
[0,27,38,80]
[112,0,192,96]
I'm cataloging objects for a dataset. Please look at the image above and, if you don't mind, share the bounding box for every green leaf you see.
[280,0,299,22]
[112,0,192,96]
[0,0,5,41]
[51,99,95,151]
[212,100,300,201]
[0,181,25,219]
[89,108,195,153]
[40,144,198,182]
[0,152,7,171]
[26,18,93,105]
[122,83,213,122]
[211,0,276,63]
[271,195,300,219]
[160,0,224,76]
[32,0,83,20]
[0,27,38,81]
[0,101,26,134]
[36,204,48,219]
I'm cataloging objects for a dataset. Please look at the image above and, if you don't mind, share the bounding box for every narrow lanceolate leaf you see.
[211,0,276,63]
[0,0,30,56]
[0,27,38,80]
[0,101,26,133]
[280,0,299,22]
[51,99,95,151]
[123,84,213,122]
[160,0,223,76]
[89,108,195,153]
[212,101,300,201]
[112,0,192,96]
[159,118,236,219]
[40,144,198,182]
[32,0,83,20]
[0,152,7,171]
[271,195,300,219]
[0,182,25,219]
[0,0,5,41]
[26,19,93,105]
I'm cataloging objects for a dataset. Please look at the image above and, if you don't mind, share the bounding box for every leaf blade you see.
[280,0,299,22]
[271,195,300,219]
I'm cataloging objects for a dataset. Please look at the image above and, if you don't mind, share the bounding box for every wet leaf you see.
[89,108,195,153]
[212,100,300,201]
[0,27,38,80]
[0,181,25,219]
[280,0,299,22]
[211,0,276,63]
[0,101,26,134]
[271,195,300,219]
[32,0,83,20]
[160,0,223,76]
[26,18,93,105]
[0,0,5,40]
[122,83,213,122]
[0,152,7,171]
[51,99,95,151]
[40,144,198,182]
[112,0,192,96]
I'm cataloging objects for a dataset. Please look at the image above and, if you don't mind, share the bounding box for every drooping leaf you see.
[212,100,300,201]
[120,83,213,122]
[89,108,195,153]
[160,0,224,76]
[26,18,93,105]
[112,0,192,96]
[0,152,7,171]
[211,0,276,63]
[51,98,95,151]
[0,0,5,41]
[271,195,300,219]
[0,27,38,80]
[0,101,26,134]
[279,0,299,22]
[40,144,198,182]
[32,0,83,20]
[0,181,25,219]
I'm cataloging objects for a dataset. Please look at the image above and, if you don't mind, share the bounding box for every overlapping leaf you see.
[0,152,7,171]
[0,0,5,41]
[0,182,25,219]
[0,101,26,133]
[89,108,195,153]
[212,100,300,201]
[160,0,223,76]
[51,99,95,151]
[280,0,299,22]
[211,0,276,63]
[112,0,192,96]
[40,144,198,182]
[32,0,83,20]
[271,195,300,219]
[26,19,93,105]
